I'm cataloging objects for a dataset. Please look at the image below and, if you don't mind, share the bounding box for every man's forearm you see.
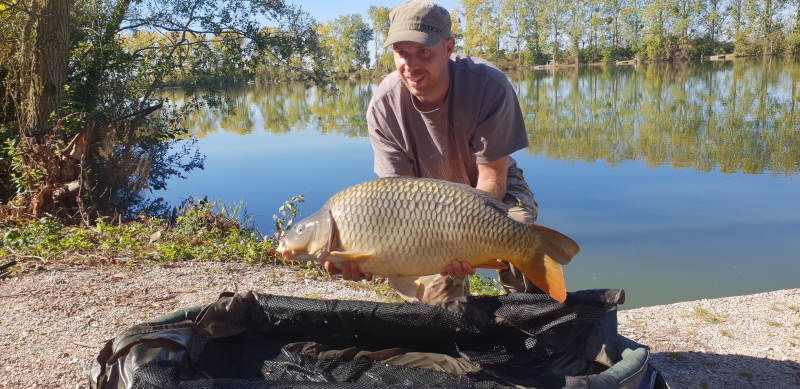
[475,156,509,201]
[475,178,506,200]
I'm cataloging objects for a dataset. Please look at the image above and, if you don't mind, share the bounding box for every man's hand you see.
[440,260,475,278]
[323,260,373,282]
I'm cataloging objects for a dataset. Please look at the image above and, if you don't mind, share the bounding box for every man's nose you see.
[403,54,418,71]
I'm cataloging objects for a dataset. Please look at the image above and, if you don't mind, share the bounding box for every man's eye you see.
[419,49,428,54]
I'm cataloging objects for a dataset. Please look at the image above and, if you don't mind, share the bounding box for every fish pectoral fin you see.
[329,250,373,261]
[475,260,509,270]
[387,276,422,301]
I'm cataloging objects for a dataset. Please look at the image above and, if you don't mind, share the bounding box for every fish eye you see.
[296,225,305,234]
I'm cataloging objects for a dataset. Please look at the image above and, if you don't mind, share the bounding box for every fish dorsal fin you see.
[330,250,373,261]
[387,276,422,301]
[530,224,580,265]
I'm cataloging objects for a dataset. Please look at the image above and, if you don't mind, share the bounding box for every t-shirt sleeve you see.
[367,99,415,178]
[471,80,529,164]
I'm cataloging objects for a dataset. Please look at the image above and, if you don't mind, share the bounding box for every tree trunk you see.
[20,0,70,141]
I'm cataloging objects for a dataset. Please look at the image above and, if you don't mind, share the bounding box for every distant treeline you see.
[202,0,800,80]
[447,0,800,66]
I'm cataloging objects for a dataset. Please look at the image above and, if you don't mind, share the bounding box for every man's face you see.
[393,38,455,105]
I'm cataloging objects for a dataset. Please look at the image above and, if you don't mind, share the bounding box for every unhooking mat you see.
[90,289,670,389]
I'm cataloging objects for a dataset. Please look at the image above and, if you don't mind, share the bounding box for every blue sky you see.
[290,0,459,24]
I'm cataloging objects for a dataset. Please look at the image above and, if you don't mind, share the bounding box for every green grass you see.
[719,329,732,337]
[788,305,799,312]
[766,320,782,327]
[691,306,725,324]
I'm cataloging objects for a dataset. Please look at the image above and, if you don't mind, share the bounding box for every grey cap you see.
[383,0,452,48]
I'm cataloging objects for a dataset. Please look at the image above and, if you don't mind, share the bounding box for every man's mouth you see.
[406,75,424,88]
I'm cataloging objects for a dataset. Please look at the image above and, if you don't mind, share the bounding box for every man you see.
[323,0,541,301]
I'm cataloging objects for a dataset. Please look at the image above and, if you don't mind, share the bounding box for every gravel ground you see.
[0,261,798,389]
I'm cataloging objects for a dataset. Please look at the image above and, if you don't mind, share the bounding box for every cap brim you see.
[383,30,442,48]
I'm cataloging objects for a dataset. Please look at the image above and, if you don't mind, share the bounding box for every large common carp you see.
[278,177,580,302]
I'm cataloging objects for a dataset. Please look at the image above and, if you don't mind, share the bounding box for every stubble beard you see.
[402,71,438,100]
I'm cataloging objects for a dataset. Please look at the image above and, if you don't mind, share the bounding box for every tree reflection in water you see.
[176,57,799,177]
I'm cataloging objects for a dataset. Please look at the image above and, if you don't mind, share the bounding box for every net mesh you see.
[108,291,620,389]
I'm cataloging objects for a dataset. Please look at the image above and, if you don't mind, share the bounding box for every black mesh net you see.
[95,290,625,389]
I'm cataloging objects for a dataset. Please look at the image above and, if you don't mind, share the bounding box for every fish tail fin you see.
[514,225,581,303]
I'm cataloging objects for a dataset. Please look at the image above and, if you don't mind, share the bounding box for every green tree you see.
[501,0,530,64]
[320,14,373,74]
[565,1,588,63]
[1,0,329,218]
[537,0,566,62]
[641,0,672,60]
[367,5,391,69]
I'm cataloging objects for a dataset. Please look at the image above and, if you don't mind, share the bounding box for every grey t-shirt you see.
[367,54,529,187]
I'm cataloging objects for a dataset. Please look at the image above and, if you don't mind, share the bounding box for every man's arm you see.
[475,156,509,201]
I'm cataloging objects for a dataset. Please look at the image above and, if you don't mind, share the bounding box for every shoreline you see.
[0,261,797,388]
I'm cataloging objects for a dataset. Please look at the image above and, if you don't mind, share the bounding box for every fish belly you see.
[327,178,535,277]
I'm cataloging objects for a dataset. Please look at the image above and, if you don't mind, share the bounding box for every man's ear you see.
[445,37,455,56]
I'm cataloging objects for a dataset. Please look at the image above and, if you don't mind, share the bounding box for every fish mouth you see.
[277,241,297,261]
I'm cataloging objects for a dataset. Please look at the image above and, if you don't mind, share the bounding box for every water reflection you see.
[173,57,799,176]
[517,58,799,177]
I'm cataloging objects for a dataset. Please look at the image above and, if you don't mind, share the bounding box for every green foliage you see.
[766,319,782,327]
[297,261,330,280]
[273,194,305,239]
[318,14,373,74]
[3,138,46,193]
[375,53,396,74]
[0,197,291,264]
[469,274,507,296]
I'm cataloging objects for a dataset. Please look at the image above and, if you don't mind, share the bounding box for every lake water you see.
[158,57,800,309]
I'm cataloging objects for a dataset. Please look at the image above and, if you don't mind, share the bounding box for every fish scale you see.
[279,177,580,302]
[327,178,532,276]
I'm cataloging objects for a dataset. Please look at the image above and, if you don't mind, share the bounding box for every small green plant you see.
[766,320,782,327]
[273,194,305,239]
[370,279,405,303]
[700,382,708,389]
[264,270,283,286]
[794,323,800,327]
[297,261,329,280]
[691,306,724,323]
[738,371,753,379]
[4,138,47,193]
[305,293,324,300]
[719,329,732,337]
[788,305,799,312]
[469,275,507,296]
